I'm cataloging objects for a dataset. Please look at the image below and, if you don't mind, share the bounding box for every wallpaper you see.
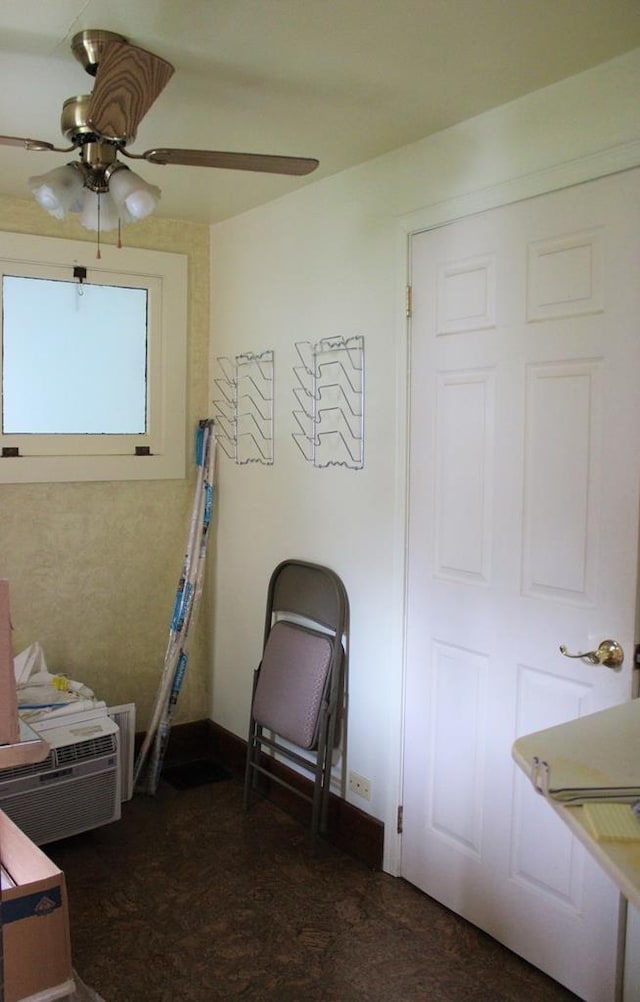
[0,195,210,729]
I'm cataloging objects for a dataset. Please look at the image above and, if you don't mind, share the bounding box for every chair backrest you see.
[263,559,348,643]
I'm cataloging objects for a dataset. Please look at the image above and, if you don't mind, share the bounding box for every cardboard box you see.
[1,809,74,1002]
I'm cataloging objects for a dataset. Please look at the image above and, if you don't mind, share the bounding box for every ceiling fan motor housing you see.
[61,95,98,142]
[61,94,121,191]
[71,29,127,77]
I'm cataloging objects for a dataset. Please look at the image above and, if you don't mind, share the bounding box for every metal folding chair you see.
[243,559,348,846]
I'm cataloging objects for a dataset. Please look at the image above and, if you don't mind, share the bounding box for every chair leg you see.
[244,671,262,812]
[320,707,339,834]
[311,712,332,847]
[310,756,324,853]
[243,719,260,812]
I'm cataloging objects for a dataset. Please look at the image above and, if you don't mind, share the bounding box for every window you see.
[0,232,187,482]
[4,277,148,435]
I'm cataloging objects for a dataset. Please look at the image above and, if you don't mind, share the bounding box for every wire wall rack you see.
[212,350,274,464]
[292,335,364,469]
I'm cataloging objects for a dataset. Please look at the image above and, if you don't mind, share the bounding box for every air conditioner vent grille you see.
[108,703,135,802]
[55,734,116,766]
[0,769,120,845]
[0,752,56,782]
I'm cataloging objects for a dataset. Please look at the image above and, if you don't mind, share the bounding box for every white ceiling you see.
[0,0,638,224]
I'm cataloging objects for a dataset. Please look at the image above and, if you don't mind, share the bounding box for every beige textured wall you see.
[0,195,210,729]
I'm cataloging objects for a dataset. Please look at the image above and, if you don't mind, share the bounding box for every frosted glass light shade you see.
[28,162,161,230]
[109,167,161,221]
[80,190,121,231]
[28,164,84,220]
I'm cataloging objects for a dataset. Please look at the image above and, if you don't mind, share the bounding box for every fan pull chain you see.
[117,218,122,249]
[96,193,102,260]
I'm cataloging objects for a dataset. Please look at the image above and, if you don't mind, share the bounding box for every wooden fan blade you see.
[140,148,319,176]
[87,40,174,144]
[0,135,56,151]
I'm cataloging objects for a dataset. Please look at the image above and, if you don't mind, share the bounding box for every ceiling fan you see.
[0,29,319,232]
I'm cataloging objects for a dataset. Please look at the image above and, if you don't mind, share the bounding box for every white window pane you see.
[2,276,148,434]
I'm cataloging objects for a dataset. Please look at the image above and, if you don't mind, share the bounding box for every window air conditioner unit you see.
[0,714,120,846]
[107,702,136,802]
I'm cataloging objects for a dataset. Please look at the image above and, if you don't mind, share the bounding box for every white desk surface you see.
[513,700,640,910]
[550,801,640,910]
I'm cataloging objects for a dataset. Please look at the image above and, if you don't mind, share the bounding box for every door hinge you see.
[634,644,640,668]
[405,285,412,318]
[397,805,403,834]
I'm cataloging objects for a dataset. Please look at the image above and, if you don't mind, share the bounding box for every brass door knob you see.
[559,639,624,669]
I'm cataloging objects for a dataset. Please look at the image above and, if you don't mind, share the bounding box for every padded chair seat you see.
[252,621,333,750]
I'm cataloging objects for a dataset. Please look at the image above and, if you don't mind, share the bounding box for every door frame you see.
[387,137,640,877]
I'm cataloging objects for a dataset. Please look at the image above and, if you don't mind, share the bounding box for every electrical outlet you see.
[349,771,371,801]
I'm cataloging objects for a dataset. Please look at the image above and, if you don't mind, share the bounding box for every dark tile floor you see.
[48,774,580,1002]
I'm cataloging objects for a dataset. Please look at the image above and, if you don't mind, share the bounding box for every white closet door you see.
[402,168,640,1002]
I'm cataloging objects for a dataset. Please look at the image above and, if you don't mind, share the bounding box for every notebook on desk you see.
[512,699,640,803]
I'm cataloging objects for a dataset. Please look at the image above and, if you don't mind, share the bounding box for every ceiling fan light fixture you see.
[27,159,161,232]
[28,163,84,220]
[108,166,161,221]
[80,189,121,232]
